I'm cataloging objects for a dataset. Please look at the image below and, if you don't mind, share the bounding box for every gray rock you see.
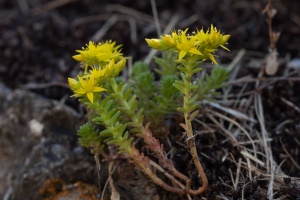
[0,82,159,200]
[0,82,97,200]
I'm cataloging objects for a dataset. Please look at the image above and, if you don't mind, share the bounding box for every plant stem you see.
[182,61,208,195]
[129,146,186,195]
[108,78,189,183]
[108,77,207,195]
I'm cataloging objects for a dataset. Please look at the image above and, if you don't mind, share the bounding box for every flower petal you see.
[220,45,230,51]
[222,35,231,43]
[93,87,106,92]
[72,54,83,62]
[209,54,218,65]
[87,92,94,103]
[78,76,86,88]
[189,48,202,55]
[179,50,187,61]
[68,78,78,88]
[74,88,86,94]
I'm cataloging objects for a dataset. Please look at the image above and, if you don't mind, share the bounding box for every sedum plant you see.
[68,25,229,196]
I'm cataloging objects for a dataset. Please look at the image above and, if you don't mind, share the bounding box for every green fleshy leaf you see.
[189,110,199,121]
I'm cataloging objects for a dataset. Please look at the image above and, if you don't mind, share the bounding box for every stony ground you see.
[0,0,300,199]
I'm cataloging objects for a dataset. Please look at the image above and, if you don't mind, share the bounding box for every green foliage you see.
[154,51,182,109]
[173,59,201,117]
[92,96,121,128]
[77,122,104,154]
[154,51,178,76]
[88,96,134,154]
[108,78,144,130]
[196,66,229,101]
[154,75,181,113]
[130,58,181,129]
[125,57,182,134]
[160,75,179,99]
[131,61,149,76]
[130,62,158,112]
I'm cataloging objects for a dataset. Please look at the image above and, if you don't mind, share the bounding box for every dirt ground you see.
[0,0,300,199]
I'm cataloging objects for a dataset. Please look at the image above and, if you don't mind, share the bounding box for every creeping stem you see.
[107,78,190,185]
[180,60,208,195]
[129,146,186,195]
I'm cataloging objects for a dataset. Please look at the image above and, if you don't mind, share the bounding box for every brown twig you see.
[150,0,161,36]
[262,0,280,51]
[262,0,281,75]
[31,0,78,15]
[105,4,167,27]
[280,97,300,114]
[280,139,300,170]
[225,76,300,86]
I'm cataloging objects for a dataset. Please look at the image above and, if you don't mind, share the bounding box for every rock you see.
[0,82,160,200]
[112,161,159,200]
[0,82,97,200]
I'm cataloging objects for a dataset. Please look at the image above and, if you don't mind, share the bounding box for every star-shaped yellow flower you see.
[96,41,123,63]
[73,41,100,66]
[72,41,124,67]
[175,29,202,61]
[145,25,229,64]
[68,74,106,103]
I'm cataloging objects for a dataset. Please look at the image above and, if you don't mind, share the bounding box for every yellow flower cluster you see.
[69,41,126,103]
[145,25,230,64]
[73,41,123,66]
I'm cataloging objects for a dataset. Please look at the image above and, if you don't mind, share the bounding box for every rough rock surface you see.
[0,82,97,200]
[0,82,160,200]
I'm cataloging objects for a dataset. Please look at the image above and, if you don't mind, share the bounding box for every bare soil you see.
[1,0,300,199]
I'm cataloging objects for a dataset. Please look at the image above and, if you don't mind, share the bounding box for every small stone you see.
[29,119,44,137]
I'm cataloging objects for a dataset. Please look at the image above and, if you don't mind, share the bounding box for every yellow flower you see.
[194,25,230,64]
[73,41,101,66]
[145,38,162,49]
[87,58,126,80]
[89,67,106,79]
[72,54,83,62]
[96,41,123,63]
[146,25,229,64]
[195,25,230,49]
[146,29,202,60]
[73,41,124,66]
[164,35,174,46]
[175,29,202,61]
[68,74,106,103]
[161,34,176,48]
[103,59,126,77]
[115,59,126,73]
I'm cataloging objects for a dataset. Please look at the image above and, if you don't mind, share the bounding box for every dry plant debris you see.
[0,0,300,199]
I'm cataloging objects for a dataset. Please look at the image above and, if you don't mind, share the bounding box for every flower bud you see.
[145,38,161,49]
[73,54,83,62]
